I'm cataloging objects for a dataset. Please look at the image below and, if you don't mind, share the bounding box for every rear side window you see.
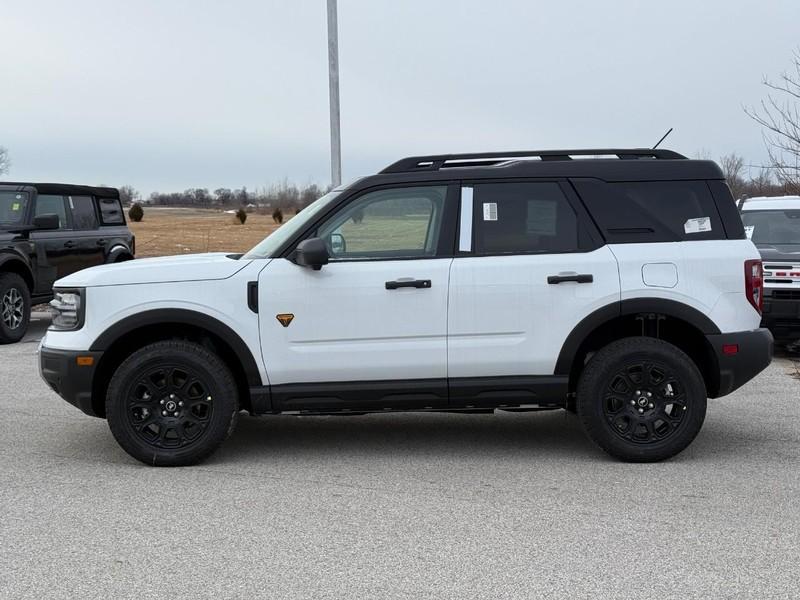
[572,179,725,243]
[472,182,580,254]
[68,195,98,230]
[98,197,124,224]
[35,194,68,229]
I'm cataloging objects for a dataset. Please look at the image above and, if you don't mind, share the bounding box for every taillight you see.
[744,259,763,315]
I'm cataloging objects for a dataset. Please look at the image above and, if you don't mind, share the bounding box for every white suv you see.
[39,149,773,466]
[740,195,800,346]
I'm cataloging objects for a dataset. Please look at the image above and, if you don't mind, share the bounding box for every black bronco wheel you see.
[0,272,31,344]
[106,340,239,466]
[577,337,707,462]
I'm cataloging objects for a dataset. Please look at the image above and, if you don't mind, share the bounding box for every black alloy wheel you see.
[577,337,707,462]
[0,273,31,344]
[106,340,239,466]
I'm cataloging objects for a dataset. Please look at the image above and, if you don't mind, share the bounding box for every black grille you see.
[771,290,800,300]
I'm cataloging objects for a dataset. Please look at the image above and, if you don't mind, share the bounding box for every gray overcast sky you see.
[1,0,798,195]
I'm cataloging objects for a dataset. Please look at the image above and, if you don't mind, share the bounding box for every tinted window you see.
[68,195,98,230]
[35,195,68,229]
[741,210,800,246]
[98,197,124,224]
[0,191,29,225]
[472,182,579,254]
[317,186,447,259]
[573,179,725,242]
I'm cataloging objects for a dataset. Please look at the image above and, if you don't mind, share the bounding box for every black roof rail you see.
[380,148,688,174]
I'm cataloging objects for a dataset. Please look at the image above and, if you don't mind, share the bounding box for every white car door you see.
[258,184,457,411]
[447,181,620,403]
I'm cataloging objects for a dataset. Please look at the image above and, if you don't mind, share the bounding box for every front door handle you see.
[385,279,432,290]
[63,241,76,249]
[547,273,593,284]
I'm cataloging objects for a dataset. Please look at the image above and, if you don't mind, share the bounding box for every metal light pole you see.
[327,0,342,188]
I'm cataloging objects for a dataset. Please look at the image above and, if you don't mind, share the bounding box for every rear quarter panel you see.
[609,240,762,332]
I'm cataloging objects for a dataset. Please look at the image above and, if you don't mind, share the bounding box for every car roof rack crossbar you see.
[380,148,687,173]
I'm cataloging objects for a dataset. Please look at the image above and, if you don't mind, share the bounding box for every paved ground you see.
[2,314,799,599]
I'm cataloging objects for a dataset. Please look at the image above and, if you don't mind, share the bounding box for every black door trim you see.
[261,375,568,414]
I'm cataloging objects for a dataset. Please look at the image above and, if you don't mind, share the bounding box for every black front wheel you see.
[0,272,31,344]
[106,340,239,466]
[577,337,707,462]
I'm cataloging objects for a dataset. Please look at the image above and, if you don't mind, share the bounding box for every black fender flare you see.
[89,308,262,386]
[554,298,721,375]
[105,245,134,263]
[0,252,35,289]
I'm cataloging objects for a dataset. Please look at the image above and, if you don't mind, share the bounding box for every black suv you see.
[0,182,134,343]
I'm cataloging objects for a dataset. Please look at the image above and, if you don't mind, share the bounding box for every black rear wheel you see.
[577,337,707,462]
[0,272,31,344]
[106,340,239,466]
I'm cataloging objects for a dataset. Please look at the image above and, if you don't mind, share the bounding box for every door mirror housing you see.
[32,213,60,230]
[294,237,330,270]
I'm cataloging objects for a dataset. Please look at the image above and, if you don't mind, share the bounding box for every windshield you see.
[741,209,800,246]
[0,191,29,227]
[243,191,342,259]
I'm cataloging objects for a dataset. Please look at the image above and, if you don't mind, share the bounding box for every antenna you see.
[652,127,673,149]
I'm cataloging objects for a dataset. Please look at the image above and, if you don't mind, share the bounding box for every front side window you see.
[316,186,447,260]
[68,196,98,230]
[35,195,68,229]
[471,182,579,254]
[0,191,29,226]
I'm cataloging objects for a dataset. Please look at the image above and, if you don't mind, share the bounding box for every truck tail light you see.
[744,259,763,315]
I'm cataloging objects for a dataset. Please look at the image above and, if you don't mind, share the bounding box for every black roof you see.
[0,181,119,198]
[364,148,724,185]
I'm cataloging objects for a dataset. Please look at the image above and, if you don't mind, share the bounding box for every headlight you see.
[49,289,85,331]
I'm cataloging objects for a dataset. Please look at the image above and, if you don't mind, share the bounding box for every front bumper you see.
[39,346,104,417]
[762,288,800,343]
[706,328,773,398]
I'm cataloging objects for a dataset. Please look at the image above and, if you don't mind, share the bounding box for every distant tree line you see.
[120,181,328,213]
[716,152,798,200]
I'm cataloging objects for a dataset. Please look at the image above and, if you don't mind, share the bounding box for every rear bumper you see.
[706,328,773,398]
[762,289,800,343]
[39,346,103,417]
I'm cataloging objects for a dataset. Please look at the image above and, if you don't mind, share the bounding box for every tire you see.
[576,337,707,462]
[0,272,31,344]
[106,340,239,466]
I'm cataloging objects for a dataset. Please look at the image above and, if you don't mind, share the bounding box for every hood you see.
[756,244,800,263]
[55,253,252,288]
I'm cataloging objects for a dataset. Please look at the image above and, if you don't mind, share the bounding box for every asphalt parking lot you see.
[2,314,799,599]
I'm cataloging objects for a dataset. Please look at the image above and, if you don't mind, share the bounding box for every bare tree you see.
[118,185,141,206]
[719,153,746,199]
[745,49,800,192]
[0,146,10,176]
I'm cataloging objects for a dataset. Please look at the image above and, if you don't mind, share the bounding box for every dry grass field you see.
[129,207,285,257]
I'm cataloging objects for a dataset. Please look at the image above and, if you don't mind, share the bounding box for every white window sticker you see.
[483,202,498,221]
[684,216,711,234]
[744,225,755,239]
[68,196,74,209]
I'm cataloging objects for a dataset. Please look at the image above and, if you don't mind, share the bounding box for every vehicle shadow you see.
[218,410,600,462]
[21,311,52,344]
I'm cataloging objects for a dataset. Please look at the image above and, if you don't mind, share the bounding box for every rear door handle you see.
[63,241,76,249]
[385,279,432,290]
[547,273,593,284]
[95,239,106,246]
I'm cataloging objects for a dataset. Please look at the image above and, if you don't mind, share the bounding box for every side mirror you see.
[294,237,329,271]
[33,213,60,230]
[330,232,346,254]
